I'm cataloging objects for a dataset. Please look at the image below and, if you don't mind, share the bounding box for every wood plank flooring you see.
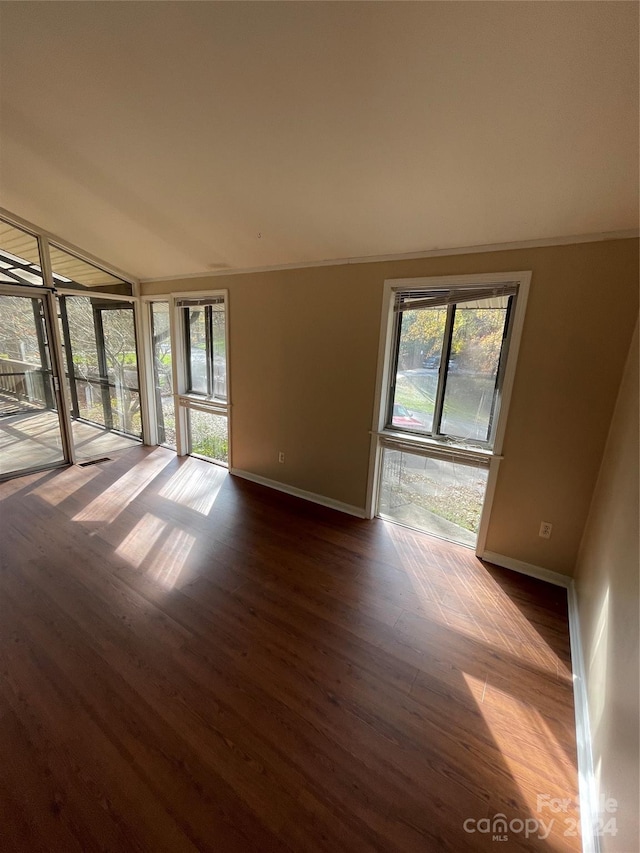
[0,446,580,852]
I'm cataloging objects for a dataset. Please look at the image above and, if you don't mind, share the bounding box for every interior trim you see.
[230,468,367,519]
[141,229,639,283]
[480,550,572,587]
[483,548,599,853]
[567,583,601,853]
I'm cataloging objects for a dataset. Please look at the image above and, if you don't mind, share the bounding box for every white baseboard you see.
[482,549,599,853]
[481,550,572,588]
[567,583,601,853]
[229,468,367,519]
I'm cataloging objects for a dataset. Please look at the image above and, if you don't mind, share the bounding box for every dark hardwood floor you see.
[0,446,580,852]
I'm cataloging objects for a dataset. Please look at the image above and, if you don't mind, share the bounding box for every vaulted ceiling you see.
[0,2,637,280]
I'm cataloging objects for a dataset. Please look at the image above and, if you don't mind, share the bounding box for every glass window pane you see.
[391,307,447,432]
[101,307,141,437]
[0,294,65,475]
[378,447,488,547]
[58,296,141,442]
[0,295,53,415]
[0,220,43,287]
[211,303,227,400]
[150,302,176,449]
[440,299,509,443]
[60,296,104,425]
[186,307,208,394]
[188,408,228,465]
[49,245,132,296]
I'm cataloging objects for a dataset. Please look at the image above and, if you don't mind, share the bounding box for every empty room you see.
[0,2,638,852]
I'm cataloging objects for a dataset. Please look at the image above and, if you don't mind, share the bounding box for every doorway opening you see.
[0,213,144,478]
[0,289,66,478]
[58,294,142,461]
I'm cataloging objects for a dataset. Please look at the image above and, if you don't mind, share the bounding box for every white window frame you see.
[174,289,230,465]
[141,290,231,465]
[140,295,178,449]
[366,271,531,555]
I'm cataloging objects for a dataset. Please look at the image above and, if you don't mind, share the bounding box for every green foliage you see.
[192,434,228,463]
[393,374,435,416]
[399,308,446,369]
[399,305,506,373]
[190,410,228,464]
[451,307,505,373]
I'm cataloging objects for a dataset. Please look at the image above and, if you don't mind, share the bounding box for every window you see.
[387,284,515,448]
[149,302,176,449]
[378,445,490,548]
[187,407,228,466]
[49,244,133,296]
[176,294,230,467]
[371,274,529,551]
[180,297,226,400]
[0,221,43,286]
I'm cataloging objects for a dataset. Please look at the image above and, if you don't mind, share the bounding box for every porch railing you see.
[0,357,52,411]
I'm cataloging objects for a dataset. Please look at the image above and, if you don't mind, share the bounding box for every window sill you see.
[177,393,228,413]
[374,429,501,460]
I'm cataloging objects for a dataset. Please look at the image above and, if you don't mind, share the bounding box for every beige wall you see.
[143,238,639,575]
[574,321,639,852]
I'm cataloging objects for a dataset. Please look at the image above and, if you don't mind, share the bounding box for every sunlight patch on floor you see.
[115,512,168,569]
[461,673,581,853]
[384,521,566,676]
[32,465,102,505]
[144,527,196,589]
[158,457,226,515]
[72,450,172,524]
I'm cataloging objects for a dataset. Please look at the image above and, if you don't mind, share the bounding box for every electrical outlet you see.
[539,521,552,539]
[278,451,285,464]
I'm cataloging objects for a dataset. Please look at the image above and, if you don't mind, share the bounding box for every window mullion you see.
[183,308,193,392]
[486,294,514,444]
[205,305,213,397]
[58,295,80,418]
[92,307,113,431]
[432,304,455,435]
[385,310,404,427]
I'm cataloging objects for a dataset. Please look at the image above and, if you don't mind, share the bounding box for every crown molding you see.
[141,229,639,284]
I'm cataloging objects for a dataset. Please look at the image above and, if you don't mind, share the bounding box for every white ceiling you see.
[0,2,637,280]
